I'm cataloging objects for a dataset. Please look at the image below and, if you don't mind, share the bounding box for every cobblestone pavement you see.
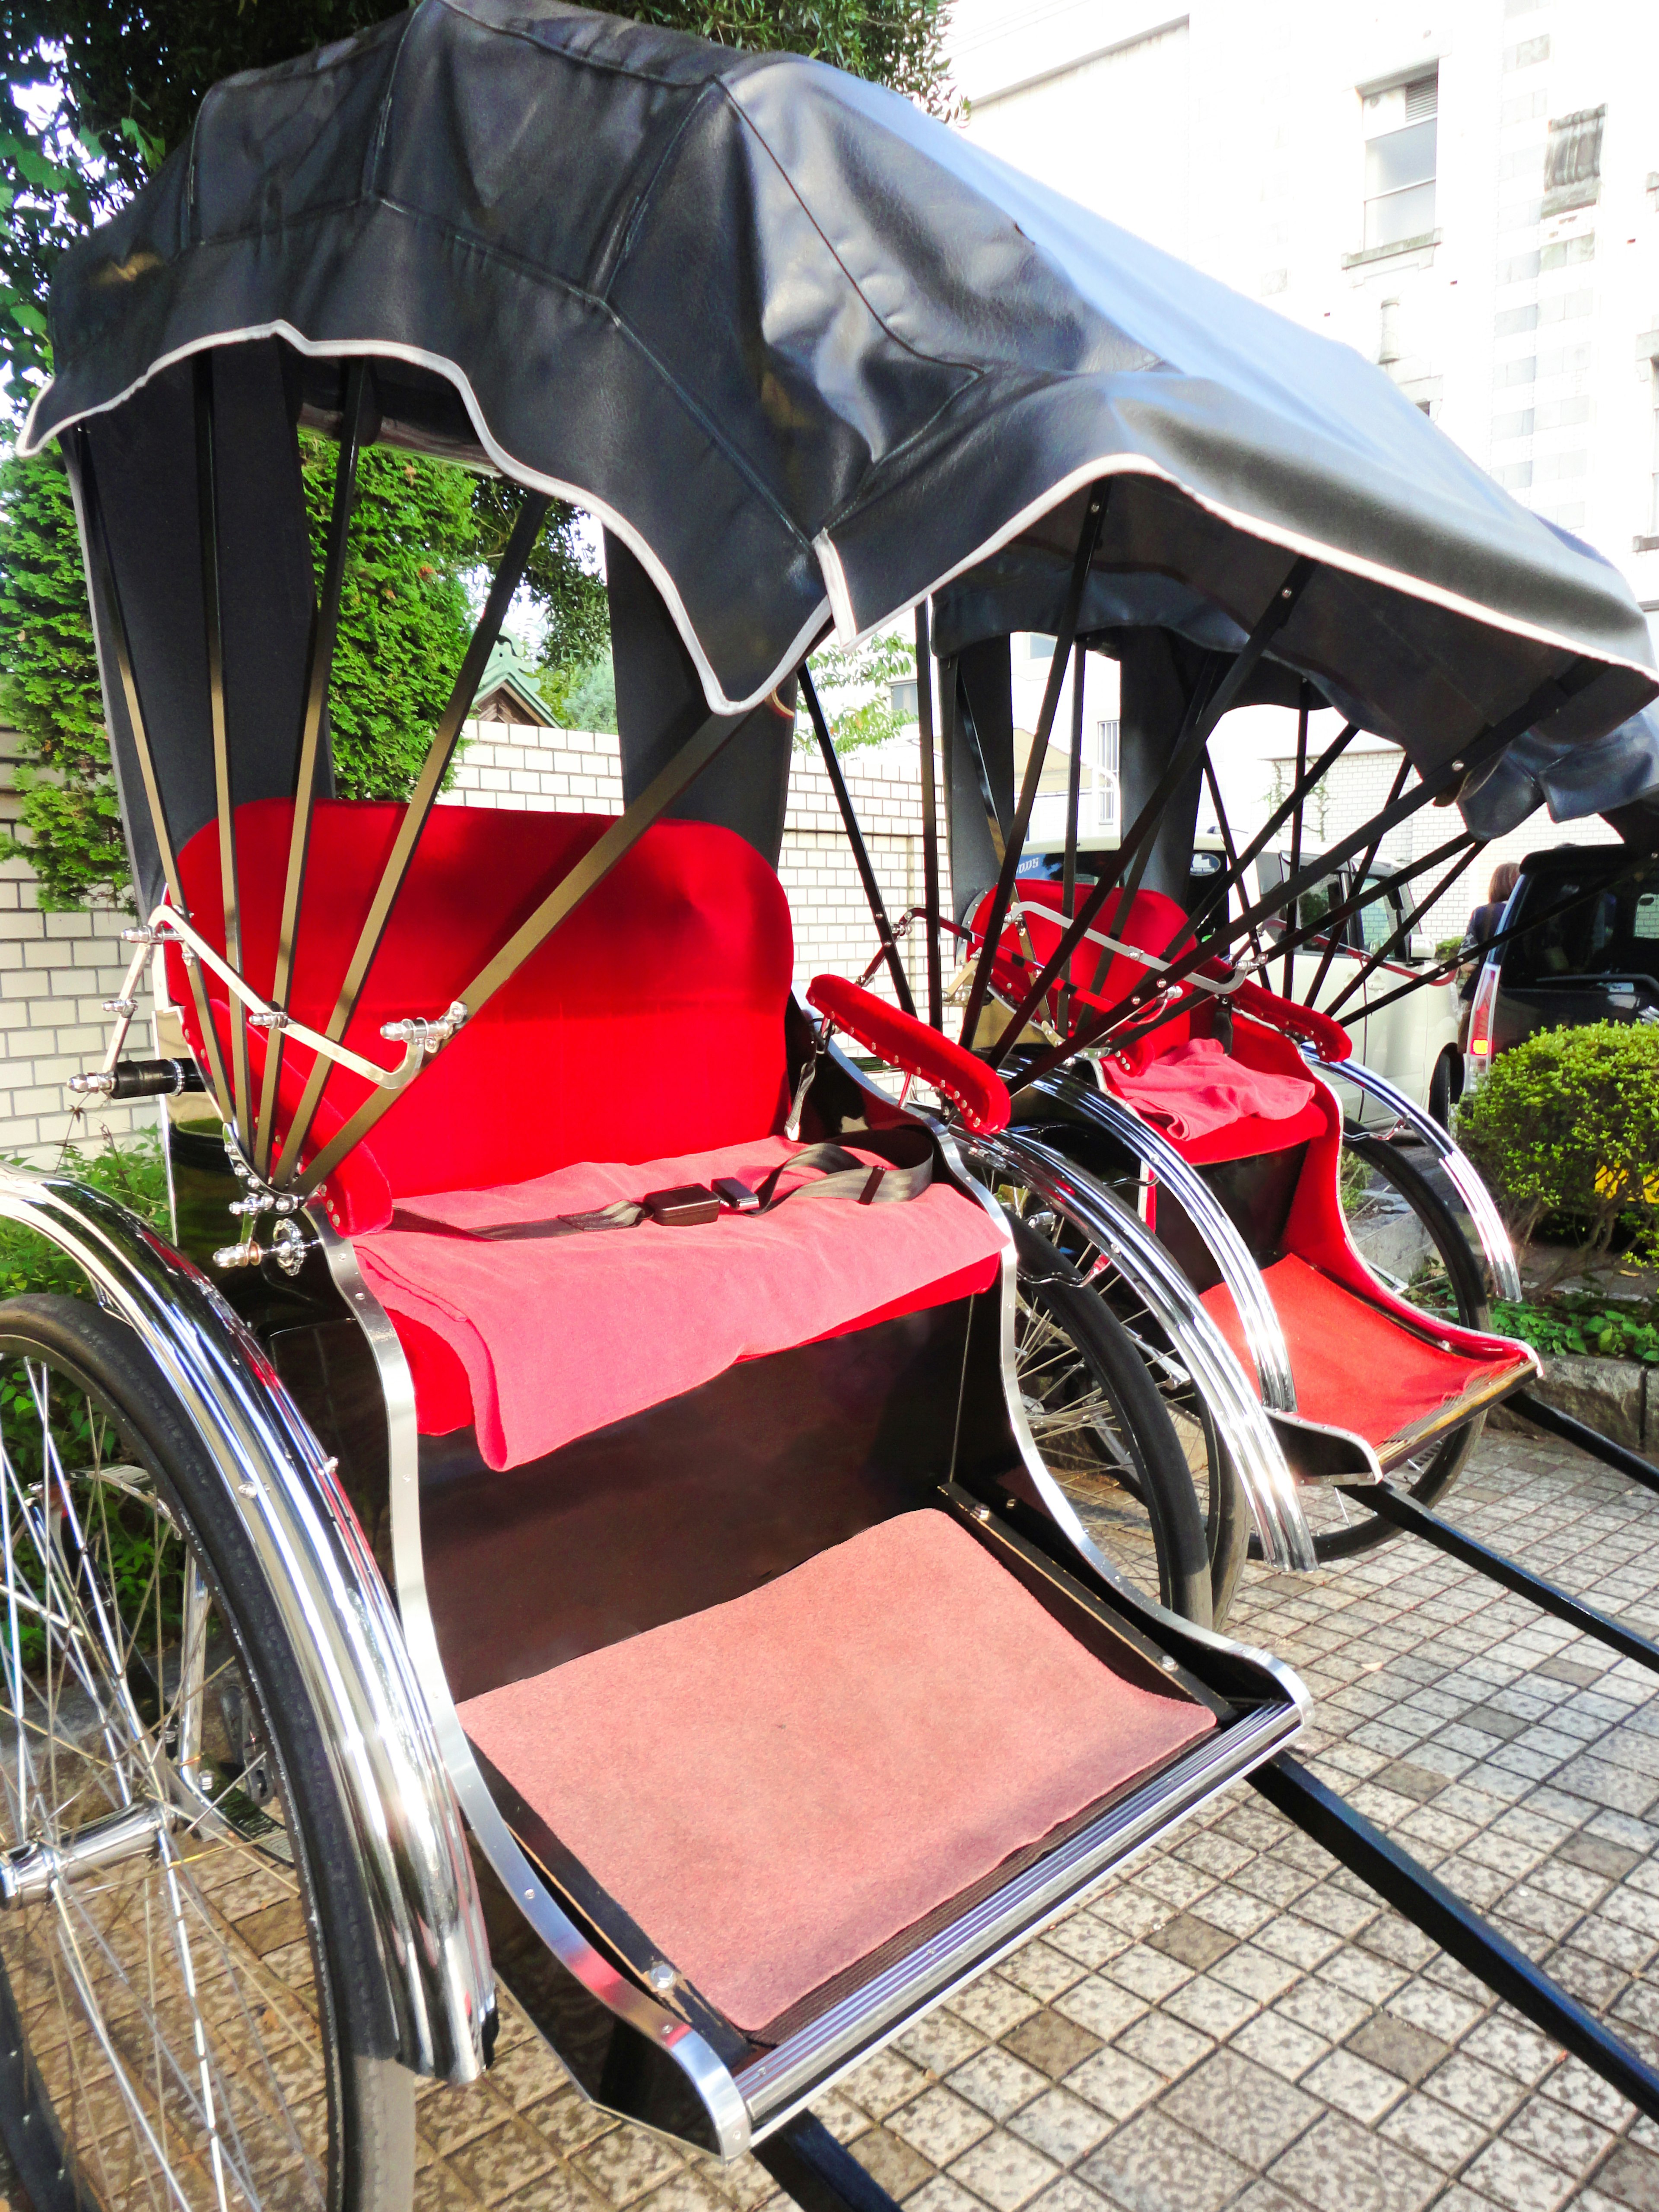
[9,1425,1659,2212]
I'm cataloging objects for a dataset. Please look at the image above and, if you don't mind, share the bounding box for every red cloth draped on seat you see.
[173,802,1006,1462]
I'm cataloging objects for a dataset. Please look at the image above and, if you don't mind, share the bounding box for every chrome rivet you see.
[1160,1656,1178,1672]
[971,1503,991,1523]
[238,1481,257,1499]
[648,1960,674,1992]
[1451,759,1464,771]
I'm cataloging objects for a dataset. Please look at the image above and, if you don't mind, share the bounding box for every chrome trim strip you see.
[979,1132,1316,1573]
[318,1224,753,2158]
[0,1169,494,2083]
[740,1697,1301,2136]
[1025,1070,1298,1412]
[1308,1053,1521,1303]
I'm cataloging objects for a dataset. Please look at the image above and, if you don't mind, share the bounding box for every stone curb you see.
[1490,1351,1652,1452]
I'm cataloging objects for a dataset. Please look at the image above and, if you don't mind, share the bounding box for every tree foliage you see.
[0,445,125,906]
[800,630,918,753]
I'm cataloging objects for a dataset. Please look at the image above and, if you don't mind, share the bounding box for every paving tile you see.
[1002,2010,1104,2082]
[1375,2090,1488,2173]
[1112,2012,1213,2082]
[845,2050,931,2122]
[1268,2111,1440,2212]
[1052,1978,1148,2043]
[946,2131,1059,2212]
[576,2130,685,2207]
[1008,2088,1115,2165]
[900,2013,988,2077]
[1501,2089,1614,2178]
[1079,2110,1251,2212]
[445,2117,560,2204]
[1344,2012,1449,2086]
[949,2048,1050,2124]
[1228,2010,1329,2082]
[1157,2048,1321,2168]
[1062,2047,1163,2123]
[849,2129,937,2203]
[1144,1914,1234,1971]
[1459,2139,1576,2212]
[1299,2046,1405,2126]
[887,2088,995,2168]
[1595,2142,1659,2210]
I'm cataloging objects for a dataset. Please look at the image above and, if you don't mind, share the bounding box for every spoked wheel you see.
[0,1296,414,2212]
[1302,1134,1492,1561]
[992,1187,1234,1628]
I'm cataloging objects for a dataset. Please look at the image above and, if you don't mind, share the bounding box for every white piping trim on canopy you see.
[26,326,1658,725]
[21,321,833,719]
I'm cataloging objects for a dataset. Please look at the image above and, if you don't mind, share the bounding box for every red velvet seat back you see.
[172,800,794,1230]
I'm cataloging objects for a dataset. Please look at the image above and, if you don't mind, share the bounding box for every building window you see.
[1363,71,1438,251]
[889,677,918,719]
[1543,106,1605,216]
[1025,633,1055,660]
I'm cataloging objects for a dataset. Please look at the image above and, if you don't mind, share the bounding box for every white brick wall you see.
[0,719,952,1161]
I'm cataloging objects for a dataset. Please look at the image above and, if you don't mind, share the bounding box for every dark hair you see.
[1488,861,1520,905]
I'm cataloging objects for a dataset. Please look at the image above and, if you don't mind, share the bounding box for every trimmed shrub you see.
[1458,1021,1659,1266]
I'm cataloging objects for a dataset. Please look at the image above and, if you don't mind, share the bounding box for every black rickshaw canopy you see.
[23,0,1658,813]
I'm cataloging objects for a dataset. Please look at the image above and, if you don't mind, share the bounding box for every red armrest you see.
[1229,979,1352,1063]
[807,976,1011,1135]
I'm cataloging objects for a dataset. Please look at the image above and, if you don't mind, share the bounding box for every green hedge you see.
[0,1134,169,1301]
[1458,1021,1659,1265]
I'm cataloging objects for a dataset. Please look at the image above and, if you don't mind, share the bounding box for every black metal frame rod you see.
[193,354,252,1158]
[960,489,1110,1049]
[756,2113,906,2212]
[1280,686,1310,1000]
[76,436,236,1129]
[255,360,371,1175]
[295,704,752,1196]
[799,664,916,1019]
[1200,750,1265,966]
[1508,1391,1659,1499]
[915,603,944,1029]
[1183,717,1360,954]
[1062,638,1087,915]
[1347,1478,1659,1669]
[1081,827,1476,1068]
[274,489,552,1185]
[1323,836,1487,1021]
[1015,658,1596,1084]
[1255,1754,1659,2123]
[1302,753,1411,1012]
[1357,852,1658,1027]
[985,556,1318,1067]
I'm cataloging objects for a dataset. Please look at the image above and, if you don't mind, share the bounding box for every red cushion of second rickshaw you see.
[171,801,795,1230]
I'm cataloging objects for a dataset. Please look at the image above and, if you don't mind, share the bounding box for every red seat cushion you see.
[357,1134,1007,1468]
[1201,1255,1533,1457]
[458,1510,1214,2031]
[172,801,795,1231]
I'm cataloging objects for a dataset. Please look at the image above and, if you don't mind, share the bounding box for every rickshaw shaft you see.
[1339,1480,1659,1677]
[755,2112,906,2212]
[1506,1392,1659,1502]
[1255,1755,1659,2123]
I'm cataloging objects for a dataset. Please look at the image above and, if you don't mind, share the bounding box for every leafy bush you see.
[0,1132,169,1302]
[1457,1022,1659,1268]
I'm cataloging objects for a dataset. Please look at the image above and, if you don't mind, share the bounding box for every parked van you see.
[1468,845,1659,1071]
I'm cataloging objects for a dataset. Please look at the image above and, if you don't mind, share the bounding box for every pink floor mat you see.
[458,1510,1215,2033]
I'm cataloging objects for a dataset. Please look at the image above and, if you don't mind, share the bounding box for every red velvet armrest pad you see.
[808,976,1010,1134]
[1228,979,1351,1063]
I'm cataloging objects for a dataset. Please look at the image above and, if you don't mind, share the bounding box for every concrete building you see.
[947,0,1659,931]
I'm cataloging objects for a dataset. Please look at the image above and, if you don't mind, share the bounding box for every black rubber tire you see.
[1313,1142,1491,1561]
[1012,1226,1214,1627]
[0,1294,415,2212]
[1428,1050,1456,1131]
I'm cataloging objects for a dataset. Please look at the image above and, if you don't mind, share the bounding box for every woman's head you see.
[1488,861,1520,907]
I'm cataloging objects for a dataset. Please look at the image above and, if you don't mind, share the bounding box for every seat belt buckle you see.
[712,1177,761,1214]
[641,1183,721,1226]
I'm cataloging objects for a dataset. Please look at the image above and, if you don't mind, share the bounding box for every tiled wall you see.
[0,719,952,1161]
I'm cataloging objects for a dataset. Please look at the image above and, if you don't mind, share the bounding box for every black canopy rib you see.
[1088,827,1476,1067]
[293,707,751,1200]
[800,665,916,1020]
[193,356,251,1157]
[1201,752,1264,967]
[1184,719,1360,953]
[254,361,370,1177]
[1062,640,1087,918]
[1355,851,1655,1027]
[1324,836,1487,1020]
[1014,660,1596,1083]
[77,437,235,1128]
[960,489,1109,1050]
[274,490,551,1188]
[1302,754,1411,1011]
[914,604,944,1030]
[985,556,1317,1068]
[1281,688,1311,999]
